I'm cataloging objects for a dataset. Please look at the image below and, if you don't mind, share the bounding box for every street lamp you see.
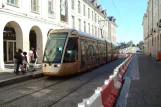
[98,19,108,39]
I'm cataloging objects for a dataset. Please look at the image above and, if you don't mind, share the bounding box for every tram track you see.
[44,66,109,107]
[0,75,74,93]
[0,58,124,107]
[0,79,66,107]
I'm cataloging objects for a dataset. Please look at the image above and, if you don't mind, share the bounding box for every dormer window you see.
[97,5,102,11]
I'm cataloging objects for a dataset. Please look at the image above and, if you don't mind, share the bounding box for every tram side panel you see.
[107,42,112,62]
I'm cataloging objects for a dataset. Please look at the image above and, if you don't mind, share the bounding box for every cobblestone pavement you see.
[126,54,161,107]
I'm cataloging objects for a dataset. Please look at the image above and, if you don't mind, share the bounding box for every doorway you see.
[3,26,16,62]
[29,30,37,49]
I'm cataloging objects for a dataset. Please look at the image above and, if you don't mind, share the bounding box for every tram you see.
[42,29,119,76]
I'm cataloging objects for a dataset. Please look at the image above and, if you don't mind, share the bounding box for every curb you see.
[0,71,43,87]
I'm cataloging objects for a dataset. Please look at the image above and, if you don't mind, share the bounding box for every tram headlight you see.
[42,64,46,67]
[54,64,60,67]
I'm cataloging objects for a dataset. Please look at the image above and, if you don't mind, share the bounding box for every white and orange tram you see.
[42,29,119,76]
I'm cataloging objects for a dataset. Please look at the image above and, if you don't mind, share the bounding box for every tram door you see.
[80,39,86,71]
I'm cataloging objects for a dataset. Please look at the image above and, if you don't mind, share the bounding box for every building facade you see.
[143,0,161,58]
[108,16,117,42]
[0,0,117,69]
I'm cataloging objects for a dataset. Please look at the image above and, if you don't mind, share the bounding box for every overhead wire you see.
[111,0,122,20]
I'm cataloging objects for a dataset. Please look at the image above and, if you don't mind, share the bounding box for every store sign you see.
[3,27,16,40]
[3,33,16,40]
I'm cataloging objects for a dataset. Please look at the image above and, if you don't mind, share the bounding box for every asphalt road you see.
[0,58,125,107]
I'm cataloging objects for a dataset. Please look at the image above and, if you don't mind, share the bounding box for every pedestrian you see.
[29,47,35,63]
[14,49,22,75]
[22,52,28,74]
[33,48,38,70]
[14,50,18,73]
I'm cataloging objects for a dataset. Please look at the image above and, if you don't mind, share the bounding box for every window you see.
[98,28,99,37]
[43,33,67,63]
[60,0,68,22]
[92,25,94,35]
[92,11,93,21]
[48,0,55,18]
[80,40,85,68]
[95,26,97,36]
[78,1,81,13]
[63,38,78,63]
[87,42,94,58]
[7,0,18,6]
[71,0,74,10]
[31,0,39,13]
[83,5,86,16]
[88,23,90,34]
[88,8,90,19]
[78,19,81,31]
[84,21,86,32]
[95,13,96,22]
[72,16,75,28]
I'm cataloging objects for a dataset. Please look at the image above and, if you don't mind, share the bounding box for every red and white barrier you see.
[78,54,134,107]
[78,87,104,107]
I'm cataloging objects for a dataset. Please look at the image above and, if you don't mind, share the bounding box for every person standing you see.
[22,52,28,73]
[33,48,38,70]
[29,47,35,63]
[14,49,22,75]
[14,50,18,73]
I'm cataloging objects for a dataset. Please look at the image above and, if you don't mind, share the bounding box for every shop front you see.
[3,27,16,63]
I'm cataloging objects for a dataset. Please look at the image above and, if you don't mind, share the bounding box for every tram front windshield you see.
[43,33,67,63]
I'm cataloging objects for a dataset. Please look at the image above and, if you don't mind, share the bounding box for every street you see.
[0,58,125,107]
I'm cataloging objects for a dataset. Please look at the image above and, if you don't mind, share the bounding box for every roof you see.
[78,30,105,41]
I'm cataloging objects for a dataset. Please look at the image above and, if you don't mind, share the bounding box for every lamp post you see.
[98,19,108,39]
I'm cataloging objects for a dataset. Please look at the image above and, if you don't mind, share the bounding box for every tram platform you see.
[116,53,161,107]
[0,64,43,87]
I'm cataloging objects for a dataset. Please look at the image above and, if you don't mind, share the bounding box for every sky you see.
[98,0,148,45]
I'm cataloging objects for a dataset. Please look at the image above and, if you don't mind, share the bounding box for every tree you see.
[138,41,144,50]
[127,40,133,47]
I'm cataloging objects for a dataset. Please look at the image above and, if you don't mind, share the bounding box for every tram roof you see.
[77,30,105,41]
[49,29,110,42]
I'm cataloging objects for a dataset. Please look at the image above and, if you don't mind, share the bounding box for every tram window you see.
[63,38,78,63]
[43,33,67,63]
[81,40,85,56]
[87,43,93,58]
[96,44,99,55]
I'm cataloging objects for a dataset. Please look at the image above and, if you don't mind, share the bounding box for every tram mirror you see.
[70,31,77,36]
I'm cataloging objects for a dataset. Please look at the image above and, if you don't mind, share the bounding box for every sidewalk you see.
[116,54,161,107]
[0,64,43,87]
